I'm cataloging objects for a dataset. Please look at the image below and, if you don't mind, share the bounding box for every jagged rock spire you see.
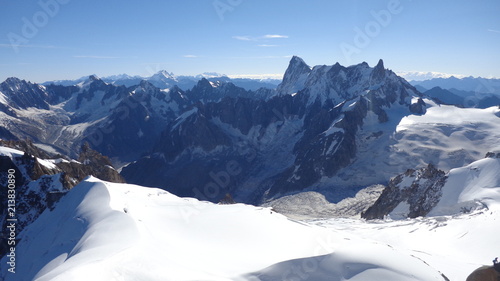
[370,59,386,83]
[277,56,311,95]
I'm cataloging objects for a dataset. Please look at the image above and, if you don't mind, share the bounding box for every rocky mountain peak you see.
[362,163,447,219]
[485,151,500,158]
[150,70,175,81]
[0,77,49,110]
[276,57,417,107]
[88,74,100,81]
[137,80,157,92]
[78,142,113,167]
[79,75,107,91]
[0,140,125,257]
[289,56,310,70]
[277,56,312,95]
[370,59,386,83]
[196,77,213,89]
[3,77,24,87]
[374,58,384,70]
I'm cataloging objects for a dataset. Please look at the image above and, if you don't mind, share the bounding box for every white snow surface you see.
[3,177,457,281]
[429,157,500,216]
[0,146,24,158]
[0,145,58,171]
[395,103,500,171]
[328,101,500,188]
[310,207,500,281]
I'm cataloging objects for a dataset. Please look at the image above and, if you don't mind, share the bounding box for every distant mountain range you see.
[1,57,499,205]
[43,71,281,91]
[410,76,500,95]
[410,76,500,108]
[2,57,500,281]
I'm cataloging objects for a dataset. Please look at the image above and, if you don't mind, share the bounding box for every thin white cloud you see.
[227,73,283,80]
[232,34,289,41]
[183,55,198,58]
[396,71,468,81]
[262,34,288,39]
[488,29,500,34]
[232,35,254,41]
[258,44,279,47]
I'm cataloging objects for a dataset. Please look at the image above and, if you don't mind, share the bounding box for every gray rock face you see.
[276,56,312,96]
[362,163,447,219]
[0,75,270,162]
[0,78,50,110]
[123,57,424,203]
[1,57,428,205]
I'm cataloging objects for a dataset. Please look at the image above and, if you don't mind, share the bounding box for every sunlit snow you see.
[3,172,499,280]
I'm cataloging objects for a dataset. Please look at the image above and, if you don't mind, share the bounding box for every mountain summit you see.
[2,57,499,205]
[122,57,434,202]
[275,56,414,106]
[276,56,312,95]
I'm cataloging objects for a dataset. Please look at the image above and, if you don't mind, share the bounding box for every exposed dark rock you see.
[123,57,424,204]
[409,97,427,115]
[0,140,124,257]
[57,143,125,187]
[218,193,236,204]
[485,151,500,158]
[362,163,447,219]
[0,139,50,159]
[0,77,50,110]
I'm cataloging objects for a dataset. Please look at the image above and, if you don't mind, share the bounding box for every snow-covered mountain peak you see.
[277,56,417,106]
[0,76,49,109]
[88,74,100,81]
[1,77,40,92]
[3,77,24,87]
[276,56,312,96]
[289,55,310,69]
[76,75,107,90]
[151,70,175,80]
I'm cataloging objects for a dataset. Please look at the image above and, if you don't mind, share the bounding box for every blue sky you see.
[1,0,499,83]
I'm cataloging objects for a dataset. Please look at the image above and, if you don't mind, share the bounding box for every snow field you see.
[4,177,450,281]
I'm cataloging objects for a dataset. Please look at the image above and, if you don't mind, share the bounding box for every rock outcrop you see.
[0,140,124,257]
[362,163,447,219]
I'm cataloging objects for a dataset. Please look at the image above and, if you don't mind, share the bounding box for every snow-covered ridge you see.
[275,57,417,105]
[1,177,450,280]
[430,156,500,216]
[362,151,500,220]
[0,146,60,177]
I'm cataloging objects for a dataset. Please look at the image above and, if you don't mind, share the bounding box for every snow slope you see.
[429,157,500,216]
[330,100,500,188]
[2,177,447,281]
[312,156,500,280]
[312,208,500,281]
[263,185,385,219]
[394,101,500,171]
